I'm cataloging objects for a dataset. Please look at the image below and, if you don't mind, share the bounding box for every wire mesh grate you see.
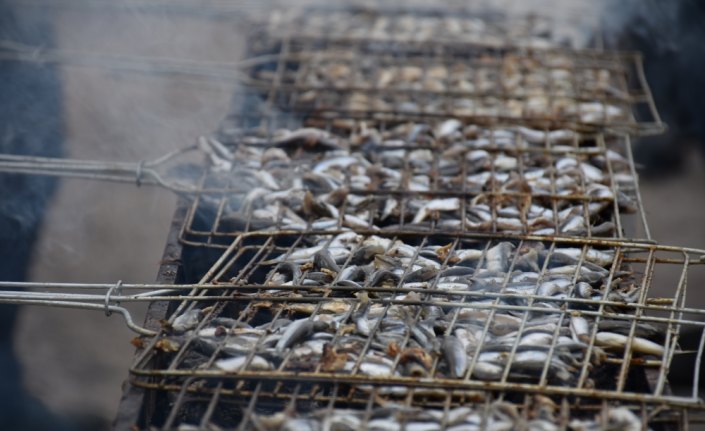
[178,114,650,251]
[260,6,559,50]
[240,39,662,134]
[128,231,705,429]
[98,5,693,429]
[147,383,701,430]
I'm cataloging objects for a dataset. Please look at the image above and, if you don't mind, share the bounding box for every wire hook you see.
[105,279,123,316]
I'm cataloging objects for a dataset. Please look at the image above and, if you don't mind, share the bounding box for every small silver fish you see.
[595,332,664,356]
[171,309,203,333]
[472,362,504,380]
[214,355,272,372]
[412,198,460,224]
[443,335,468,378]
[313,249,341,272]
[485,242,515,273]
[570,315,590,343]
[275,319,328,353]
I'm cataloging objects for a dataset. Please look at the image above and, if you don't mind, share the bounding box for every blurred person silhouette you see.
[0,2,104,430]
[604,0,705,177]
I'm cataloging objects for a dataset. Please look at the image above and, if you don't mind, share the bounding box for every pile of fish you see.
[266,10,555,48]
[245,402,643,431]
[211,120,635,236]
[167,233,663,391]
[162,114,665,426]
[250,42,632,124]
[287,56,619,96]
[253,51,630,124]
[156,8,669,428]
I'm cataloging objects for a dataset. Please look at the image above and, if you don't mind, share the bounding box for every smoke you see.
[601,0,679,49]
[601,0,705,176]
[4,0,704,425]
[0,1,269,428]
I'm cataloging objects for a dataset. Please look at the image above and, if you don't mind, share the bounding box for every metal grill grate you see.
[240,41,662,134]
[178,114,650,251]
[0,4,683,430]
[141,384,702,429]
[261,6,558,50]
[0,2,699,430]
[127,230,705,429]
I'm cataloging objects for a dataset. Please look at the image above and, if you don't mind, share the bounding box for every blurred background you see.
[1,0,703,429]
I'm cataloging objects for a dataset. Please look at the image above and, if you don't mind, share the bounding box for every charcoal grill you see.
[108,110,699,430]
[240,42,662,135]
[112,217,705,429]
[0,3,701,431]
[107,7,691,428]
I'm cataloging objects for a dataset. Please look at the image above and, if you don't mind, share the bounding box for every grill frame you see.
[178,113,651,252]
[113,7,687,430]
[241,34,664,135]
[116,213,705,429]
[261,5,560,50]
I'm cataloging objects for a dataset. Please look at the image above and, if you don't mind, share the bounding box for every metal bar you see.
[126,370,705,409]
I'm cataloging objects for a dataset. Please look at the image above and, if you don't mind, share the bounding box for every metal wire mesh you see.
[147,385,702,430]
[127,230,705,429]
[240,39,662,134]
[261,6,558,49]
[0,2,695,429]
[0,5,669,429]
[177,114,650,252]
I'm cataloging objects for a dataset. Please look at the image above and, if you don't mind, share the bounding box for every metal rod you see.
[0,297,156,335]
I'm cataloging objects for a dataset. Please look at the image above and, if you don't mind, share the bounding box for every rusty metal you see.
[176,114,651,253]
[110,11,685,422]
[239,38,663,135]
[117,228,705,428]
[260,6,559,50]
[0,4,693,429]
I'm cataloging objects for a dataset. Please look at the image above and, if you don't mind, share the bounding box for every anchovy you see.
[435,119,461,138]
[574,282,594,299]
[214,355,272,372]
[408,321,436,350]
[339,265,367,282]
[570,315,590,343]
[171,309,203,333]
[595,332,665,356]
[412,198,460,224]
[271,261,302,284]
[517,332,553,346]
[350,244,385,265]
[369,269,401,287]
[355,357,396,377]
[472,362,504,380]
[439,266,475,278]
[313,249,341,272]
[442,336,468,378]
[275,319,329,353]
[403,266,438,283]
[303,191,338,219]
[515,248,540,272]
[485,242,514,273]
